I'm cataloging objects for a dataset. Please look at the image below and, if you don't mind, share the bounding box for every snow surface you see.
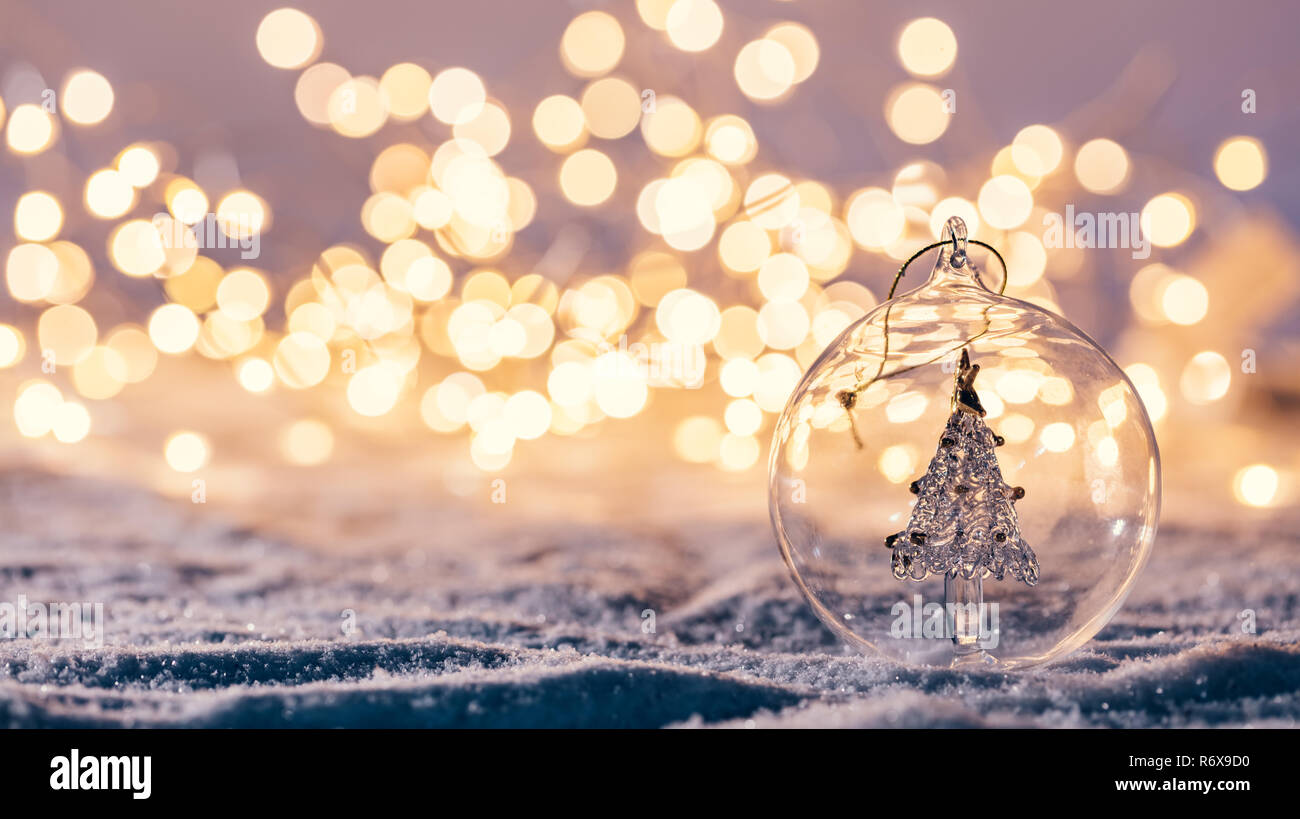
[0,464,1296,729]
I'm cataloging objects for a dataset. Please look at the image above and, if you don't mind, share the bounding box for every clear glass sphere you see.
[768,220,1160,669]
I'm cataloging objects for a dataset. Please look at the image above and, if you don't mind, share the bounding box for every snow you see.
[0,461,1296,729]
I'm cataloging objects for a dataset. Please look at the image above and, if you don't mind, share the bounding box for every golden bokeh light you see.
[165,431,210,473]
[110,219,166,277]
[666,0,724,52]
[412,187,454,230]
[15,191,63,242]
[978,175,1034,230]
[533,95,587,152]
[640,95,701,157]
[14,382,64,438]
[5,104,56,154]
[1004,231,1048,288]
[51,401,91,444]
[380,63,433,121]
[85,169,137,219]
[561,11,625,77]
[1180,351,1230,404]
[239,358,276,395]
[1141,192,1196,247]
[72,346,127,400]
[581,77,642,139]
[846,188,905,249]
[0,324,25,368]
[454,101,512,155]
[743,174,799,230]
[429,67,486,125]
[1233,464,1279,508]
[656,288,721,346]
[328,76,388,137]
[1160,274,1209,325]
[38,304,98,365]
[765,22,819,83]
[885,83,950,144]
[105,326,158,384]
[674,416,723,463]
[636,0,674,30]
[167,179,210,225]
[274,331,331,388]
[628,251,687,305]
[217,269,272,321]
[296,62,351,126]
[1011,125,1064,177]
[1213,136,1267,191]
[117,145,161,188]
[1074,138,1129,194]
[757,253,810,302]
[756,300,809,351]
[1040,422,1076,453]
[897,18,957,76]
[999,413,1035,444]
[280,419,335,465]
[734,39,796,102]
[256,8,322,69]
[51,250,101,309]
[753,352,800,413]
[7,243,60,302]
[165,256,223,311]
[718,433,760,471]
[593,351,649,418]
[718,221,771,275]
[369,144,430,194]
[148,304,201,354]
[216,191,269,239]
[1124,363,1168,422]
[559,148,617,206]
[0,7,1276,487]
[61,69,114,125]
[705,115,757,165]
[503,390,551,440]
[720,357,759,397]
[724,398,763,436]
[879,444,918,483]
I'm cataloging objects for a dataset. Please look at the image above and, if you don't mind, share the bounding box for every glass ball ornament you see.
[768,217,1160,669]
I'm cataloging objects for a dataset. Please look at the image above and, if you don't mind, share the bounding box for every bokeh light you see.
[897,17,957,76]
[886,83,950,144]
[165,432,210,473]
[61,69,114,125]
[1213,137,1267,191]
[256,8,322,69]
[1074,138,1129,193]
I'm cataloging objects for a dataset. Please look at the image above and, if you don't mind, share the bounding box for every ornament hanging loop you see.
[943,216,968,268]
[887,217,1008,300]
[838,219,1010,450]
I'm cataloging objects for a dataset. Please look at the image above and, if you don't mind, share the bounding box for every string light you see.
[0,7,1274,499]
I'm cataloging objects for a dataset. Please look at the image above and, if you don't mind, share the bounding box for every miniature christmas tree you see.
[886,349,1040,587]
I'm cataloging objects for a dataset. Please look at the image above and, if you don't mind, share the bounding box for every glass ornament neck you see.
[925,216,986,291]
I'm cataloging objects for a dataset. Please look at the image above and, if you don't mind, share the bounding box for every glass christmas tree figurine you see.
[887,348,1040,587]
[885,348,1040,657]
